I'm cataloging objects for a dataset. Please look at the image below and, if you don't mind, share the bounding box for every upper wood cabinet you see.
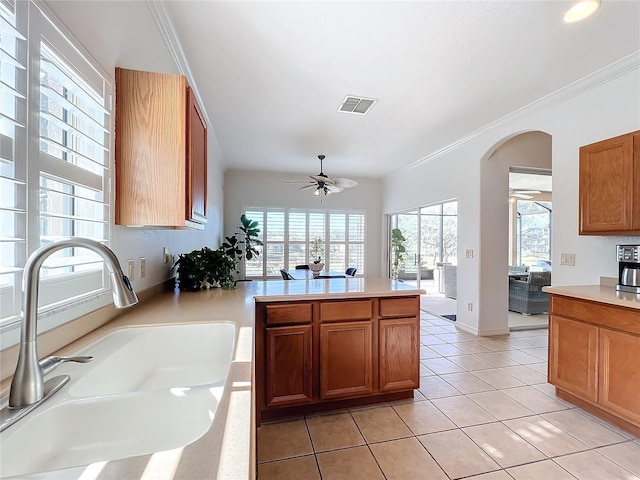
[579,130,640,235]
[115,68,207,228]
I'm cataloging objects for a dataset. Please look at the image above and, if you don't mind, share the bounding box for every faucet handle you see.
[39,355,93,376]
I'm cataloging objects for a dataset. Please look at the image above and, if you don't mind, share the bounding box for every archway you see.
[478,131,552,335]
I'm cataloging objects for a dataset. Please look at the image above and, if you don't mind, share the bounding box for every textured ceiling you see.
[164,1,640,179]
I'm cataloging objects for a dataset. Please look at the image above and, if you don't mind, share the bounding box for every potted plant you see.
[309,236,325,272]
[223,214,263,280]
[390,228,406,281]
[175,246,237,291]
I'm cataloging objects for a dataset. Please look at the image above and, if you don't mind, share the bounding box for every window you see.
[516,201,552,266]
[243,208,365,278]
[0,1,112,339]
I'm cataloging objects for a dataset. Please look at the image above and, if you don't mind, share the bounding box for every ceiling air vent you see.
[338,95,377,115]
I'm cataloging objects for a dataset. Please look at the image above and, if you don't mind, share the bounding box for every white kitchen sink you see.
[0,322,235,478]
[65,323,236,397]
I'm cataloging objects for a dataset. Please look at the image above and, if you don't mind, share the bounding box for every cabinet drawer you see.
[379,296,419,318]
[551,296,640,335]
[320,300,372,322]
[266,303,312,326]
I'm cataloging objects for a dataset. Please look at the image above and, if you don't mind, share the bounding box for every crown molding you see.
[146,0,213,129]
[402,50,640,172]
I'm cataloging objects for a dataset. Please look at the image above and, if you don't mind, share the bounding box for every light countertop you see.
[3,278,422,480]
[543,284,640,310]
[253,277,424,302]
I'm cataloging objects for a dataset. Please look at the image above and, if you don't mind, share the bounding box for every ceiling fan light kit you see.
[289,155,358,201]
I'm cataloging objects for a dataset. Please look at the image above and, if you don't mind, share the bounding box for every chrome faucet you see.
[8,238,138,410]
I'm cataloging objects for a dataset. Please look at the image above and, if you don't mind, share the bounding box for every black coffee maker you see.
[616,245,640,294]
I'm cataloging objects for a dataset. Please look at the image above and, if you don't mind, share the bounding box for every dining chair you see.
[280,269,294,280]
[345,267,357,276]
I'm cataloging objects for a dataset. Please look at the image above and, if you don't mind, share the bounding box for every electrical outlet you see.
[467,302,473,311]
[140,257,146,278]
[127,259,135,280]
[560,253,576,266]
[466,249,473,258]
[163,247,170,264]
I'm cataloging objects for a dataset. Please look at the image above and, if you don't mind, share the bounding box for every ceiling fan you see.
[289,155,358,199]
[509,188,541,200]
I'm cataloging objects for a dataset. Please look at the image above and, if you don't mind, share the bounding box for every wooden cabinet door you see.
[265,325,313,407]
[579,132,635,234]
[549,315,598,402]
[186,86,207,225]
[634,132,640,230]
[115,68,187,227]
[598,328,640,425]
[379,318,419,392]
[320,321,373,399]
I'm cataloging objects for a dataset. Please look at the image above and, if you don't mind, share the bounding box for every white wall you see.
[45,1,225,293]
[384,54,640,335]
[224,170,383,277]
[480,132,552,334]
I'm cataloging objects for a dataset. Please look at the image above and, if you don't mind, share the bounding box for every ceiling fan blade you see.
[512,193,533,199]
[285,180,314,184]
[310,174,333,184]
[299,184,317,191]
[326,184,344,193]
[331,177,358,188]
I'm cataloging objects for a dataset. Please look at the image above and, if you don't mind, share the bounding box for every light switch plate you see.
[466,249,474,258]
[560,253,575,266]
[127,259,135,280]
[140,257,146,278]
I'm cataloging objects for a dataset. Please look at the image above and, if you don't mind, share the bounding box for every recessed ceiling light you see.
[563,0,600,23]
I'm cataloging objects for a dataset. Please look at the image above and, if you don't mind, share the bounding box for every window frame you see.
[0,0,114,347]
[243,207,366,279]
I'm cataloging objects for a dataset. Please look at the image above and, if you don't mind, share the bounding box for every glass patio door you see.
[390,201,458,291]
[393,211,421,287]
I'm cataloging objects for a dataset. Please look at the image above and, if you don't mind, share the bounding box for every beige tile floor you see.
[257,313,640,480]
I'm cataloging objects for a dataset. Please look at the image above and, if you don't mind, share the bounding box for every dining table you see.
[287,269,347,280]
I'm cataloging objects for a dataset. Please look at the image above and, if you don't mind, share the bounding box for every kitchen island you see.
[254,279,423,424]
[543,284,640,436]
[1,278,421,480]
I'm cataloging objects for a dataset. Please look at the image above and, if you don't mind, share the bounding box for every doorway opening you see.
[389,201,457,320]
[508,168,552,330]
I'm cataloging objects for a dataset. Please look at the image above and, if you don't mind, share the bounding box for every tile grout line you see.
[347,409,389,480]
[258,320,638,479]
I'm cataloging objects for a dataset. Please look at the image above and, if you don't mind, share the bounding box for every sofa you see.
[508,271,551,315]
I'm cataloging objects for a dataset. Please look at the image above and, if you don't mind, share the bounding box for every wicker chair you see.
[508,271,551,315]
[443,264,457,299]
[508,265,529,275]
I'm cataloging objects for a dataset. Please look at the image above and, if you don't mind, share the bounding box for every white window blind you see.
[0,1,112,336]
[244,207,365,278]
[0,0,27,325]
